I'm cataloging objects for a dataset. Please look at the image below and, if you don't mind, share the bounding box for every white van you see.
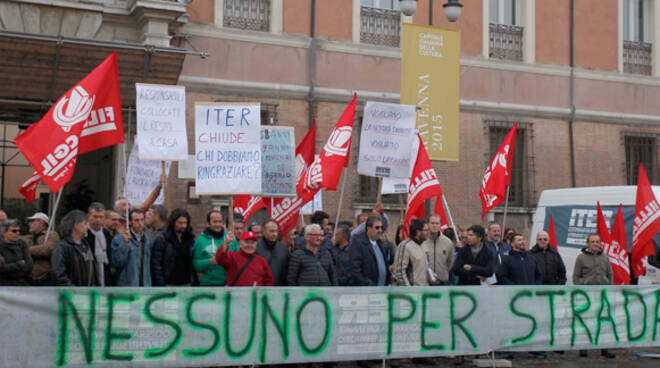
[530,186,660,285]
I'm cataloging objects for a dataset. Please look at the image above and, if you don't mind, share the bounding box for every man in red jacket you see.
[212,230,274,287]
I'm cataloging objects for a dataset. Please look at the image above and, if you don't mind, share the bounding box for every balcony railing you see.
[360,6,400,48]
[224,0,270,32]
[624,40,652,76]
[489,23,523,61]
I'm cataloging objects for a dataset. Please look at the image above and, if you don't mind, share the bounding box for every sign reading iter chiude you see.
[401,24,460,161]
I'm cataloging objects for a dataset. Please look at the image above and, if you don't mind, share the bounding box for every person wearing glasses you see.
[287,224,336,286]
[0,219,33,286]
[347,215,390,286]
[529,231,567,285]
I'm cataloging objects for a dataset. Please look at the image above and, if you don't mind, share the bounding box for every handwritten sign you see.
[357,101,416,178]
[261,126,295,197]
[124,143,170,205]
[381,129,420,194]
[135,84,187,160]
[194,102,261,194]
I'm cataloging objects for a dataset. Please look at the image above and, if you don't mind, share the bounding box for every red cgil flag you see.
[402,133,444,239]
[268,120,318,235]
[479,123,517,219]
[233,195,265,224]
[297,94,356,198]
[19,171,41,203]
[596,201,615,266]
[608,204,631,285]
[433,197,450,231]
[547,213,558,250]
[14,53,124,193]
[632,164,660,278]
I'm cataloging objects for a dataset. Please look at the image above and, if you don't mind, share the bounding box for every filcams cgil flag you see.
[479,123,517,219]
[632,164,660,277]
[14,53,124,193]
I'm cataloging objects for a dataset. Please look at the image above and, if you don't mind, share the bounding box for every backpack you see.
[392,239,414,286]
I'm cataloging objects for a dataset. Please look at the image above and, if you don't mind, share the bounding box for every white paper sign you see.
[357,101,416,178]
[124,143,171,205]
[301,189,323,214]
[194,103,262,194]
[136,84,187,160]
[381,132,420,194]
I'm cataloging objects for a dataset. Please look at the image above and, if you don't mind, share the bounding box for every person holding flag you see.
[529,231,566,285]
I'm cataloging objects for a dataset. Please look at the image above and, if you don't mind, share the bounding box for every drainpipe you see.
[568,0,577,187]
[308,0,317,129]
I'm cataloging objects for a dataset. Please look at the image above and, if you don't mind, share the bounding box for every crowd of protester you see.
[0,197,618,364]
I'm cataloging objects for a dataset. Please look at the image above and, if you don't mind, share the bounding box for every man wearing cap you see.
[23,212,59,286]
[212,230,274,286]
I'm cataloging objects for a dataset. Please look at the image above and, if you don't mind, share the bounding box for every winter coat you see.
[347,232,390,286]
[192,228,239,286]
[330,244,353,286]
[394,239,430,286]
[422,233,455,283]
[529,244,567,285]
[23,232,59,282]
[497,250,543,285]
[451,243,497,285]
[111,231,153,286]
[484,238,511,264]
[50,237,98,286]
[573,247,613,285]
[287,246,337,286]
[0,239,33,285]
[256,237,290,286]
[151,229,195,286]
[215,248,274,287]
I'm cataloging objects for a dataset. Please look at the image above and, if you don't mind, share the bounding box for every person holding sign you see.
[193,211,238,286]
[212,230,273,287]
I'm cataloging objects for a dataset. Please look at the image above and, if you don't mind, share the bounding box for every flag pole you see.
[228,195,234,232]
[376,178,383,204]
[44,189,63,246]
[501,185,511,232]
[442,194,457,231]
[332,169,348,240]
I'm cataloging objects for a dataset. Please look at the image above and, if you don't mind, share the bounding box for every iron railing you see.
[224,0,270,32]
[489,23,523,61]
[360,6,400,47]
[624,40,652,76]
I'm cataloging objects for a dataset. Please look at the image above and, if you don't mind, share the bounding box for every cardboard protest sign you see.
[358,101,416,178]
[194,103,261,194]
[124,143,170,205]
[381,131,420,194]
[136,84,187,160]
[261,126,295,197]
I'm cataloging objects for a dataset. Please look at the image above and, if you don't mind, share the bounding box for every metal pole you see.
[429,0,434,25]
[568,0,576,187]
[44,189,63,246]
[501,186,511,232]
[442,194,457,231]
[332,169,348,240]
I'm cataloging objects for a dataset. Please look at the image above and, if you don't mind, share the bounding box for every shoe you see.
[554,350,565,354]
[357,361,370,368]
[529,352,546,359]
[411,357,435,365]
[453,356,464,366]
[579,350,587,357]
[601,350,615,359]
[505,352,515,360]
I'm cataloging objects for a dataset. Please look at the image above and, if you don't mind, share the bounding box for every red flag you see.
[19,171,40,203]
[547,213,558,250]
[233,195,265,224]
[632,164,660,277]
[298,94,356,197]
[433,197,450,231]
[596,202,613,252]
[608,204,631,285]
[268,122,318,235]
[479,123,517,218]
[402,134,444,239]
[14,53,124,193]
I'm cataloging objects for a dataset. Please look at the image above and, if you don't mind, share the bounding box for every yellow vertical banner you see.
[401,23,460,161]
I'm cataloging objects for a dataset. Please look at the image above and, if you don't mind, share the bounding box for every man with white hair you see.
[529,230,566,285]
[287,223,336,286]
[23,212,60,285]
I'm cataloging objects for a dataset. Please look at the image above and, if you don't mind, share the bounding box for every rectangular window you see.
[488,122,527,207]
[224,0,270,32]
[489,0,518,25]
[360,0,401,47]
[623,0,652,75]
[489,0,523,61]
[625,135,656,185]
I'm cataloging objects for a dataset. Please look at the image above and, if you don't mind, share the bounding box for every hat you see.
[240,230,257,240]
[26,212,49,224]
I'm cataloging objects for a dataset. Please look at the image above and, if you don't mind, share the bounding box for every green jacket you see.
[192,229,238,286]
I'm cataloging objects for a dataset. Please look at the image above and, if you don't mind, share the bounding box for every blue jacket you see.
[484,238,511,264]
[347,232,390,286]
[111,231,153,286]
[497,250,543,285]
[451,243,496,285]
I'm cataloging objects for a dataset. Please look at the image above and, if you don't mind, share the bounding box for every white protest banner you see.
[124,143,170,205]
[381,131,419,194]
[136,84,187,160]
[301,188,323,214]
[2,285,659,367]
[194,103,261,194]
[261,126,295,197]
[358,101,416,178]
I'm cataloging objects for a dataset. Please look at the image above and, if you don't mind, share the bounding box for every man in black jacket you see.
[85,202,114,286]
[51,210,98,286]
[451,225,496,285]
[256,220,290,286]
[347,216,389,286]
[331,224,353,286]
[497,234,542,285]
[151,208,194,286]
[484,222,511,264]
[529,231,567,285]
[0,219,33,285]
[287,224,336,286]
